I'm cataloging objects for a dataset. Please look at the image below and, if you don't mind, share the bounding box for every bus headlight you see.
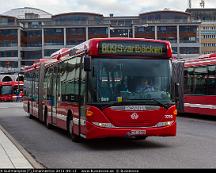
[155,121,174,127]
[92,122,115,128]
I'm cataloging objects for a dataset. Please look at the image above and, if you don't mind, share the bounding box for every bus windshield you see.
[91,58,172,105]
[1,86,12,95]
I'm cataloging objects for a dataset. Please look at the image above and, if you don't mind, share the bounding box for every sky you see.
[0,0,215,16]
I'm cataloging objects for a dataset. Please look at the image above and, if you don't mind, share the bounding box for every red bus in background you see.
[23,38,181,142]
[183,53,216,116]
[0,81,24,102]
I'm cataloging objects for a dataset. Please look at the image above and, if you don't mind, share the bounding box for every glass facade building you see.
[0,29,18,47]
[21,30,42,47]
[0,7,201,73]
[66,27,86,45]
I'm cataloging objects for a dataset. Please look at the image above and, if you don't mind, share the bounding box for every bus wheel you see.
[68,118,81,143]
[29,113,33,119]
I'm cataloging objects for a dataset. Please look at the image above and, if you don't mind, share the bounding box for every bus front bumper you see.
[85,121,176,139]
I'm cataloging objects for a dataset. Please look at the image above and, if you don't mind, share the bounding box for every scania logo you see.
[130,113,139,120]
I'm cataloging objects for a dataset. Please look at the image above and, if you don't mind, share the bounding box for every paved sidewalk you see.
[0,125,33,168]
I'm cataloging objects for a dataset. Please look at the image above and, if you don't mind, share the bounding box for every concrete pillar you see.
[108,26,111,38]
[17,28,21,72]
[198,25,202,54]
[132,25,135,38]
[64,27,66,46]
[177,25,180,58]
[86,27,88,41]
[155,26,157,39]
[42,28,44,57]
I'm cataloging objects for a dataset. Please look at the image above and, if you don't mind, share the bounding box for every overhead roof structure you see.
[2,7,52,19]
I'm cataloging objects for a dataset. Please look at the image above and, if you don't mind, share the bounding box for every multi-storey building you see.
[133,10,201,58]
[0,7,201,76]
[186,8,216,54]
[200,22,216,54]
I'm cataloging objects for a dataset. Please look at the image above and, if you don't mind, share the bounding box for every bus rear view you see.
[0,82,13,102]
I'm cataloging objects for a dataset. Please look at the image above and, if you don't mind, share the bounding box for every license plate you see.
[127,130,146,136]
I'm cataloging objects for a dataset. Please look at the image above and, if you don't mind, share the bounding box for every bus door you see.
[38,64,45,121]
[30,72,35,116]
[35,71,40,118]
[50,66,58,125]
[79,56,87,137]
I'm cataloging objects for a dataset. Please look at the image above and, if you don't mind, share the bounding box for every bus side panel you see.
[32,101,38,118]
[23,98,28,113]
[45,100,52,125]
[54,104,87,137]
[38,64,46,121]
[184,95,216,116]
[55,102,73,130]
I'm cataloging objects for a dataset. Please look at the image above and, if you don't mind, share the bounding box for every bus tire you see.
[28,102,30,113]
[29,113,33,119]
[68,117,81,143]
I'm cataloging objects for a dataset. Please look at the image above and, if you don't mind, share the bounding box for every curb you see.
[0,125,45,169]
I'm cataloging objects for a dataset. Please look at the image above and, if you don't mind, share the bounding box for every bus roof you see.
[50,48,71,59]
[184,53,216,68]
[23,58,58,72]
[23,38,173,72]
[64,38,173,59]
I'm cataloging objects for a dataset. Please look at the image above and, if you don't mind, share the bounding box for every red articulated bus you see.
[23,38,181,142]
[183,53,216,116]
[0,81,24,102]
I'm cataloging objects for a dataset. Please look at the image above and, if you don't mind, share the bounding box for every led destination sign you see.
[99,40,167,56]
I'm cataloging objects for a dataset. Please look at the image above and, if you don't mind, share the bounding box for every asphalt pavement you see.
[1,102,216,168]
[0,102,43,169]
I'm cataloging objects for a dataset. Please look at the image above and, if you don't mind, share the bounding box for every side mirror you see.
[84,56,91,71]
[175,82,180,100]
